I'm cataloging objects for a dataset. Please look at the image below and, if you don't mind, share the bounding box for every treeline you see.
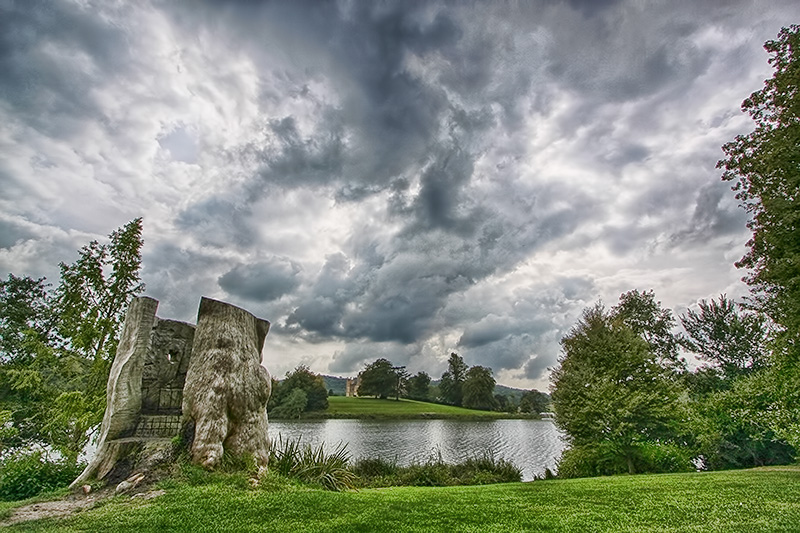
[267,356,550,417]
[551,290,794,477]
[553,26,800,477]
[346,353,548,414]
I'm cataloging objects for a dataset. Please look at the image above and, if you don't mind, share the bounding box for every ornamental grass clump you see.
[267,437,358,491]
[353,449,521,487]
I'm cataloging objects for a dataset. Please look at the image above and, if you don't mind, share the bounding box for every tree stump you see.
[182,297,272,469]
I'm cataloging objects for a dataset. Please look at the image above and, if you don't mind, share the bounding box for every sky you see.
[1,0,799,391]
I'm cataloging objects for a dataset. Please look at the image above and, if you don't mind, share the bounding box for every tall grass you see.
[268,437,358,491]
[352,449,522,487]
[266,437,521,490]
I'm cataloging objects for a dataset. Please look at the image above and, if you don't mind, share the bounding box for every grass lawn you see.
[314,396,515,419]
[5,466,799,532]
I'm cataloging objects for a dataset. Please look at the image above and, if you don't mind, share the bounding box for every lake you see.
[269,418,566,482]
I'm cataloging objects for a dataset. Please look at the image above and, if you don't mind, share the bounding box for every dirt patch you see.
[0,487,166,527]
[0,490,105,527]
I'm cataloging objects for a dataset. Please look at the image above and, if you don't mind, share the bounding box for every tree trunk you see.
[182,297,272,469]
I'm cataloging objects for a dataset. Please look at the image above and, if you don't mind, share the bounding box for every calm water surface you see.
[269,419,566,482]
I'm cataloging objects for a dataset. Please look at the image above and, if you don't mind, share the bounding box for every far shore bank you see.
[270,396,544,421]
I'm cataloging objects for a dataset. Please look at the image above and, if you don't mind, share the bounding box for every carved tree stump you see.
[182,297,272,469]
[71,297,159,487]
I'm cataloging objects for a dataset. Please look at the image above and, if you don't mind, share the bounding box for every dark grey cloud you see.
[2,0,799,386]
[0,1,130,135]
[218,257,301,302]
[0,218,34,249]
[669,180,748,246]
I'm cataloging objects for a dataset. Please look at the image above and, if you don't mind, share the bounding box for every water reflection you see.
[270,419,566,482]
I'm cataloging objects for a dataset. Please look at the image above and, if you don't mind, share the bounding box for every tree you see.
[680,295,769,379]
[462,366,497,411]
[519,390,550,415]
[439,352,467,406]
[269,365,328,413]
[717,25,800,447]
[611,289,680,367]
[406,371,431,401]
[718,25,800,336]
[551,303,684,475]
[0,219,145,460]
[357,358,397,399]
[270,389,307,419]
[0,275,54,362]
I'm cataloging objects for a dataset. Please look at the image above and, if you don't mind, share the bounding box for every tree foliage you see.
[519,390,550,415]
[718,25,800,447]
[439,352,467,406]
[551,302,684,474]
[357,359,402,400]
[406,371,431,401]
[462,366,497,411]
[718,25,800,336]
[612,289,680,367]
[269,365,329,414]
[0,219,144,460]
[680,295,769,379]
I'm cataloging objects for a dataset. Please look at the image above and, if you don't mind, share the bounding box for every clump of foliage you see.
[557,442,693,479]
[352,451,521,487]
[405,371,431,401]
[462,366,498,411]
[439,352,468,406]
[519,390,550,415]
[717,24,800,448]
[0,451,86,501]
[679,295,794,469]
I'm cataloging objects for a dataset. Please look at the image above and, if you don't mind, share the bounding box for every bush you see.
[557,442,694,479]
[0,451,85,501]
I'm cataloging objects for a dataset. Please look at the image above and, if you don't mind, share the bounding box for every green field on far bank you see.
[308,396,525,419]
[3,466,799,532]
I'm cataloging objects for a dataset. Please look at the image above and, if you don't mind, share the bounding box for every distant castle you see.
[345,376,360,397]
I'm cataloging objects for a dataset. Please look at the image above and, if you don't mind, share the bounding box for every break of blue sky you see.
[1,1,798,389]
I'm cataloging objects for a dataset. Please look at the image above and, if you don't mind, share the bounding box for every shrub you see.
[0,451,85,501]
[557,442,694,479]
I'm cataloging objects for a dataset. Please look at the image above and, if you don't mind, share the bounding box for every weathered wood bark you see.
[182,297,272,469]
[71,297,158,487]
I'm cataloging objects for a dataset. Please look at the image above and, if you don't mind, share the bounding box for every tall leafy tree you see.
[0,219,144,460]
[269,365,328,413]
[439,352,467,406]
[717,25,800,446]
[611,289,680,367]
[0,275,54,362]
[519,390,550,415]
[462,366,497,411]
[406,371,431,401]
[551,303,684,474]
[357,358,398,399]
[680,295,769,380]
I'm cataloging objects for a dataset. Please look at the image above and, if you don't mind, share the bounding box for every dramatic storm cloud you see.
[1,0,798,389]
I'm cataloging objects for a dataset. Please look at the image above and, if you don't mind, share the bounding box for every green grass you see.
[5,467,800,531]
[314,396,517,419]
